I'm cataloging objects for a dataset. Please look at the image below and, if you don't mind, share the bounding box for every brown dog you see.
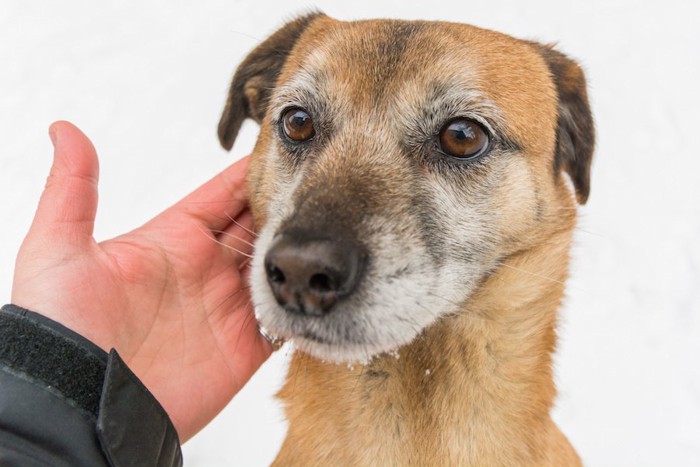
[219,12,593,466]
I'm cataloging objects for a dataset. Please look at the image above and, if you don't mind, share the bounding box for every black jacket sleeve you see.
[0,304,183,467]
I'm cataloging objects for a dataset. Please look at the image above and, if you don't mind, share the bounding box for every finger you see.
[165,156,252,232]
[29,121,99,246]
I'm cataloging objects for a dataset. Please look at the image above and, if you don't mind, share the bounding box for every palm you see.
[11,122,270,441]
[101,214,263,438]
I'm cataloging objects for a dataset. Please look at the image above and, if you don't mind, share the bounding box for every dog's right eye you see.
[282,108,315,142]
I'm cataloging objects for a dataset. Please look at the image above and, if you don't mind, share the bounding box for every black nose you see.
[264,232,365,316]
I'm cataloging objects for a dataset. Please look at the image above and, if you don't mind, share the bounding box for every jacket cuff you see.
[0,304,182,466]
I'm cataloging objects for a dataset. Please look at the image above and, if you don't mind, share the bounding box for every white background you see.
[1,1,699,465]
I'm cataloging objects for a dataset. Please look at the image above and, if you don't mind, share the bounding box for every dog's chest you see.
[278,352,499,465]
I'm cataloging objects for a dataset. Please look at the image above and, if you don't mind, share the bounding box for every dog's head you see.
[219,13,594,362]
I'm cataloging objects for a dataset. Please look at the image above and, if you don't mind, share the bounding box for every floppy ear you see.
[535,44,595,204]
[218,12,325,150]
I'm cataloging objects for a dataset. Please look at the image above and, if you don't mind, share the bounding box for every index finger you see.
[165,156,252,231]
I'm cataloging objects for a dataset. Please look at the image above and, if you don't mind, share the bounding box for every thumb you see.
[29,121,100,246]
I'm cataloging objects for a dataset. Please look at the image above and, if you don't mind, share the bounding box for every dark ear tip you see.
[534,41,594,207]
[573,166,591,204]
[218,132,234,151]
[576,189,589,205]
[217,117,238,151]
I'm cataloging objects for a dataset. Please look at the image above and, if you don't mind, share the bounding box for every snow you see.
[1,1,699,465]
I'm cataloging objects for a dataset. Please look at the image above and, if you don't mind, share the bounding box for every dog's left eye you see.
[438,118,489,159]
[282,107,315,142]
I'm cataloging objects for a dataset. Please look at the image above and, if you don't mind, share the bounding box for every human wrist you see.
[0,304,183,465]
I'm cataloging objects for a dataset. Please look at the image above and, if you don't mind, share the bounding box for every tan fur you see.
[220,14,593,466]
[273,189,580,466]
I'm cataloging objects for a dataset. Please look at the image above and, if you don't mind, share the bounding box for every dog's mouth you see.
[259,307,379,352]
[250,222,464,363]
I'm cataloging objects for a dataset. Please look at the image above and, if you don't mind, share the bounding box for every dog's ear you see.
[534,44,595,204]
[218,12,325,150]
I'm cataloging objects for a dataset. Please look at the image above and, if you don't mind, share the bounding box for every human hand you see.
[11,121,271,441]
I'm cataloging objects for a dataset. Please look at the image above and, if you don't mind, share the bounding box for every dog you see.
[218,12,593,466]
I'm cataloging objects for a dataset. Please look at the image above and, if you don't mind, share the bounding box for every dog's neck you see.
[275,227,580,466]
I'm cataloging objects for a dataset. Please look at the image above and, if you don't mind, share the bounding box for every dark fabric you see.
[0,365,109,467]
[0,304,107,418]
[0,304,183,467]
[97,350,183,467]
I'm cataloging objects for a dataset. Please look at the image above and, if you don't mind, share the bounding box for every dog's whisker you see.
[238,257,252,271]
[208,235,254,259]
[232,300,258,354]
[208,285,253,322]
[208,288,245,320]
[499,263,567,287]
[499,263,593,296]
[419,292,495,324]
[290,350,308,402]
[574,228,608,238]
[211,229,256,248]
[197,224,252,257]
[226,212,258,238]
[351,365,365,396]
[425,291,461,307]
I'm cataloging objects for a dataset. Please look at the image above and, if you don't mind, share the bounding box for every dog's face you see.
[219,14,593,362]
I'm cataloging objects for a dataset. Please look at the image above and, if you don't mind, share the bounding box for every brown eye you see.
[438,118,489,159]
[282,108,315,142]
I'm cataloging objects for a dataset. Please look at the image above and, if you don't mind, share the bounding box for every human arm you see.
[1,121,271,463]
